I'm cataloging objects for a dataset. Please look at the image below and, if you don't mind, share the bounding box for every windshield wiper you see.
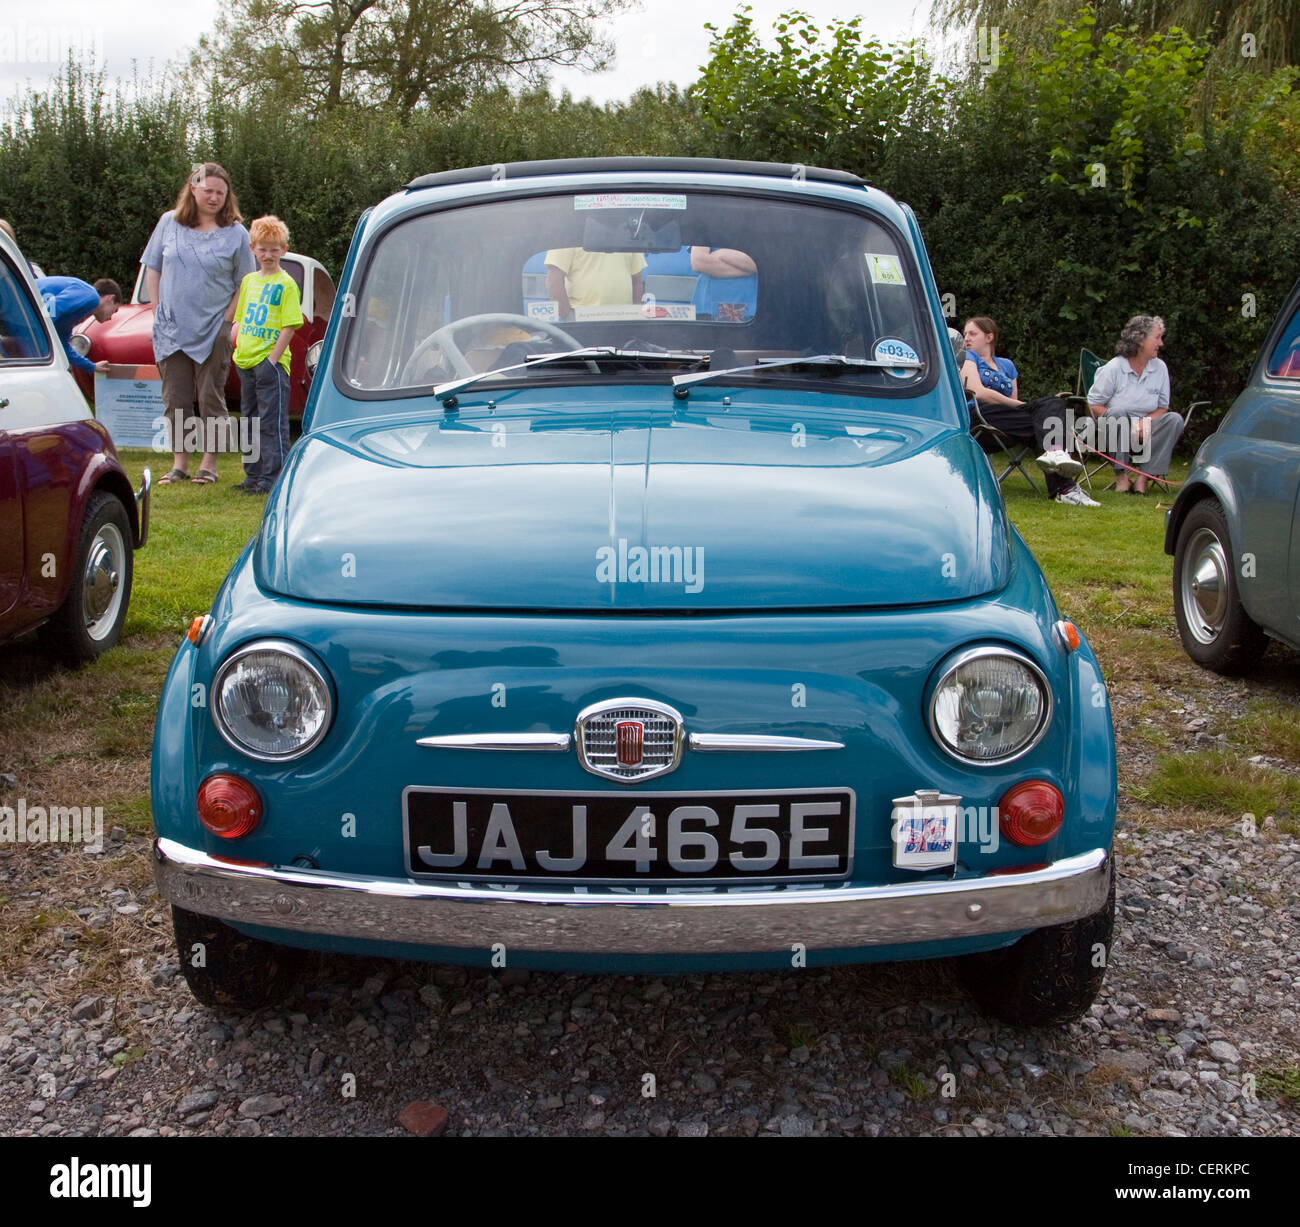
[671,353,924,397]
[434,347,705,406]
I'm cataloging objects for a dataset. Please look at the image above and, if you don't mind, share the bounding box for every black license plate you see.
[403,787,854,883]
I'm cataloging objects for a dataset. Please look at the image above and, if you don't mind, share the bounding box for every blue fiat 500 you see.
[151,159,1116,1024]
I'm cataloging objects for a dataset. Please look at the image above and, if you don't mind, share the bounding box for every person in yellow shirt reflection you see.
[544,247,646,320]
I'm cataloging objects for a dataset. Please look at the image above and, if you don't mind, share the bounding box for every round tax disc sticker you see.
[873,337,920,378]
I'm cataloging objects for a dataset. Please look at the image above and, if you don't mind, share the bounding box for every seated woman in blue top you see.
[960,315,1097,508]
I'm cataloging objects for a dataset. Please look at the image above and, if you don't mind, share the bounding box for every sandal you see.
[157,468,190,484]
[193,469,219,484]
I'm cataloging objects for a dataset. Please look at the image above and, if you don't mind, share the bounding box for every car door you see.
[1263,295,1300,630]
[0,416,19,621]
[0,243,84,638]
[0,248,58,623]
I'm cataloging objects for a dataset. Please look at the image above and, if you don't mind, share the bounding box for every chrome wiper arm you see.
[434,347,614,404]
[671,353,924,396]
[434,347,707,405]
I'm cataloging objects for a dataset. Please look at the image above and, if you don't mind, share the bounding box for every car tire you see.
[955,868,1115,1026]
[171,905,305,1010]
[1172,499,1268,675]
[40,490,133,663]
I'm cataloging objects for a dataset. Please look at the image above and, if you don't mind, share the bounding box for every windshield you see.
[341,189,932,397]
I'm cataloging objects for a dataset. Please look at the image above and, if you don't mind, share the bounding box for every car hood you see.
[80,304,155,365]
[254,396,1009,610]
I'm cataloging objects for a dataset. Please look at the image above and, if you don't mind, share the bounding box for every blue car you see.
[1167,279,1300,673]
[151,159,1116,1025]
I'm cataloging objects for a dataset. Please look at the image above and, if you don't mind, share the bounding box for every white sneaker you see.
[1038,449,1085,479]
[1054,485,1100,507]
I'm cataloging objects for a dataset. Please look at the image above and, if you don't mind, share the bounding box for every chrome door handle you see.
[0,398,9,408]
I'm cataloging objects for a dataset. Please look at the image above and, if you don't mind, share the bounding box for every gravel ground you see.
[2,818,1296,1137]
[2,655,1298,1138]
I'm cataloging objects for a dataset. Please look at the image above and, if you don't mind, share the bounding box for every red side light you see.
[197,774,262,839]
[999,781,1064,847]
[187,614,211,645]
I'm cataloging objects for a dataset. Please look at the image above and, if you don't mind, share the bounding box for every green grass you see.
[787,1022,816,1051]
[1235,699,1300,763]
[887,1061,928,1100]
[1001,463,1184,634]
[1144,750,1300,819]
[1259,1067,1300,1105]
[117,448,264,636]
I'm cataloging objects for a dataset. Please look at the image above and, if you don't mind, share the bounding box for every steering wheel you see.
[400,313,584,383]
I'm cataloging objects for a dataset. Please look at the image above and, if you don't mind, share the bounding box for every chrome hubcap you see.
[82,524,126,639]
[1180,528,1227,645]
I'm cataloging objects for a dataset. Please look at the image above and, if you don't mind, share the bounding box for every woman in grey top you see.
[144,162,255,484]
[1086,314,1185,494]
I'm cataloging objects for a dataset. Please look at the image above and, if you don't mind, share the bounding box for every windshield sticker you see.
[527,300,561,322]
[574,193,688,211]
[873,337,920,378]
[865,253,906,286]
[573,303,697,322]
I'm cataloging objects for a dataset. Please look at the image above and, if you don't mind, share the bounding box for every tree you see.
[692,7,942,174]
[929,1,1300,70]
[193,0,629,119]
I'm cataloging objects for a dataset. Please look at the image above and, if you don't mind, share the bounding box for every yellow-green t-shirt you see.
[544,248,647,307]
[233,270,304,373]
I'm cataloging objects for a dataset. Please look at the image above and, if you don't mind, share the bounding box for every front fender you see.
[150,637,203,844]
[1164,459,1238,558]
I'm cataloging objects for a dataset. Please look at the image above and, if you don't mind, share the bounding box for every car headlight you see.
[928,646,1052,765]
[70,333,91,357]
[212,640,333,760]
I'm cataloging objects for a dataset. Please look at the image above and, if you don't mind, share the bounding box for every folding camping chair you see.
[967,396,1041,492]
[1060,347,1111,490]
[950,327,1042,492]
[1145,397,1208,494]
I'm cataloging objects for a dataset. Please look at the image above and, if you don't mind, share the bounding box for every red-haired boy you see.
[227,215,303,493]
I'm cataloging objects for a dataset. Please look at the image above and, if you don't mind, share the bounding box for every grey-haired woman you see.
[1085,314,1185,494]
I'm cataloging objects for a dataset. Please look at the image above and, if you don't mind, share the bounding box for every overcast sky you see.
[0,0,934,105]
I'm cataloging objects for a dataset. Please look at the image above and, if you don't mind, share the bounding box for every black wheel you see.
[171,905,304,1010]
[1172,499,1267,675]
[956,869,1115,1026]
[40,490,133,663]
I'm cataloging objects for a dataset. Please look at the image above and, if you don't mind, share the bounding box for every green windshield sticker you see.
[866,254,906,286]
[574,193,688,211]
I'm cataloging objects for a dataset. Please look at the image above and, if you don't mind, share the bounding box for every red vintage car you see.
[0,231,149,662]
[75,251,335,417]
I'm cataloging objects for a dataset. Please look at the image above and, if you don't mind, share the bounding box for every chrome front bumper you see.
[154,839,1111,955]
[134,467,151,549]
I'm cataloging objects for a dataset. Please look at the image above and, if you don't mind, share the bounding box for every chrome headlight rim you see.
[69,332,91,357]
[211,638,334,762]
[927,644,1053,767]
[305,339,323,380]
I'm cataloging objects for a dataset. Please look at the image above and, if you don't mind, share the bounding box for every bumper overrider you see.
[154,838,1111,955]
